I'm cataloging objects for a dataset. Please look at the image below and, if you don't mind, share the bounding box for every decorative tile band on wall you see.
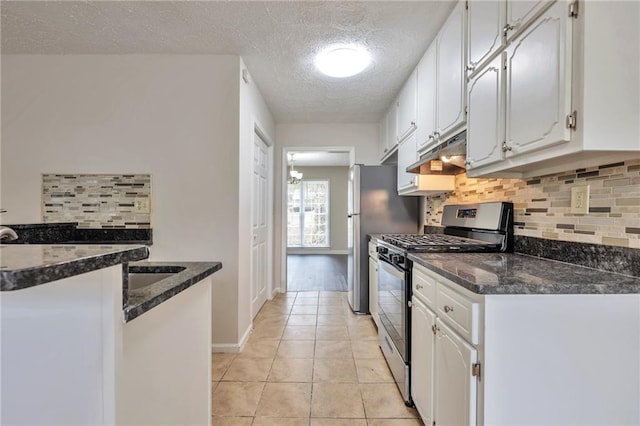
[42,174,151,229]
[425,159,640,249]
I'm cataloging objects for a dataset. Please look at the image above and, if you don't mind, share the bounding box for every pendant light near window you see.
[288,154,303,184]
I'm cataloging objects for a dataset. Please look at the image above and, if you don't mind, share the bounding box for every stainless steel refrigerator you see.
[347,164,419,314]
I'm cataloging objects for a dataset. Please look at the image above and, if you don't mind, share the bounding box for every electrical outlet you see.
[134,198,150,214]
[570,185,590,215]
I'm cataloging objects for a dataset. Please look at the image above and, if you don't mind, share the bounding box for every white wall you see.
[1,54,275,349]
[288,166,349,252]
[274,123,379,291]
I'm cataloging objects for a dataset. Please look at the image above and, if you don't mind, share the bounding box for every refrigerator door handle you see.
[347,213,360,218]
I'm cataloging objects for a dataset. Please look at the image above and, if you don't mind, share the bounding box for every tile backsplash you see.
[425,159,640,249]
[42,174,151,229]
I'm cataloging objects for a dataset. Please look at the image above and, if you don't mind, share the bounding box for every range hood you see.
[407,130,467,175]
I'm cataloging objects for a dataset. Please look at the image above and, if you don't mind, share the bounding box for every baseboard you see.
[211,324,252,353]
[287,249,349,255]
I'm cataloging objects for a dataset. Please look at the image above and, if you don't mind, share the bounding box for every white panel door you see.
[436,1,466,140]
[505,1,572,157]
[467,54,505,170]
[434,318,478,426]
[251,133,270,318]
[416,42,437,152]
[467,0,506,73]
[411,296,436,425]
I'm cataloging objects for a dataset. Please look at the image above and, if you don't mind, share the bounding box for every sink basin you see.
[126,265,186,290]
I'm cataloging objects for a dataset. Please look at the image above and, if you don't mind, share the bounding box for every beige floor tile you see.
[269,357,314,382]
[288,315,318,326]
[318,305,349,315]
[311,419,367,426]
[277,340,316,358]
[211,381,265,417]
[250,324,285,340]
[351,341,383,360]
[314,340,353,359]
[348,322,378,340]
[212,381,220,393]
[366,419,424,426]
[222,357,273,381]
[256,382,312,417]
[313,358,358,383]
[211,416,254,425]
[253,417,310,426]
[360,384,418,419]
[212,353,237,381]
[283,325,317,340]
[355,358,395,383]
[291,304,319,315]
[317,314,347,326]
[297,291,319,298]
[294,298,320,306]
[254,315,289,327]
[311,383,365,418]
[316,325,350,340]
[238,339,280,359]
[319,291,345,299]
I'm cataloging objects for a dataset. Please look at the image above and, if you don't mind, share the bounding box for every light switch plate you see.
[570,185,590,215]
[134,197,150,214]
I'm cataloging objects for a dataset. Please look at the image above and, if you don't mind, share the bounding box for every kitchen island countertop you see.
[408,252,640,295]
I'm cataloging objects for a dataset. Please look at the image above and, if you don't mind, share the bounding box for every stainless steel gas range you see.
[376,201,514,405]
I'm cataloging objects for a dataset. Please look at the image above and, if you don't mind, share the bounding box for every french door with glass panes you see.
[287,180,329,247]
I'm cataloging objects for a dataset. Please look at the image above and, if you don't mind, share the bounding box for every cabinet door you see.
[397,133,418,193]
[434,318,478,426]
[506,0,554,40]
[467,0,506,74]
[437,1,467,140]
[466,54,505,170]
[369,257,379,326]
[379,114,388,160]
[398,69,418,143]
[386,101,399,153]
[416,42,437,152]
[505,1,572,157]
[411,297,436,425]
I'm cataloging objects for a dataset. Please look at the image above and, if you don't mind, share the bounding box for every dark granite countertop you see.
[408,252,640,295]
[1,222,153,245]
[0,244,149,291]
[124,261,222,322]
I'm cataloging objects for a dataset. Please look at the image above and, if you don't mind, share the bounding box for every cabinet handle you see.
[415,284,423,290]
[411,121,416,127]
[466,64,475,72]
[501,141,512,152]
[503,23,514,37]
[431,324,440,334]
[444,305,454,313]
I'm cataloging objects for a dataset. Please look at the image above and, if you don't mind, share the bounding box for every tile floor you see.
[212,291,423,426]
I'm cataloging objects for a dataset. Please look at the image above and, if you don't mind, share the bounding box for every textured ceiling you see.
[1,1,455,123]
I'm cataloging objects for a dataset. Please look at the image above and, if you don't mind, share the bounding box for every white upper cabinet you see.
[467,0,506,75]
[466,54,505,169]
[397,69,418,143]
[378,111,388,160]
[381,101,399,162]
[505,0,555,41]
[397,133,455,195]
[416,43,438,152]
[436,1,467,141]
[505,2,572,156]
[466,0,639,177]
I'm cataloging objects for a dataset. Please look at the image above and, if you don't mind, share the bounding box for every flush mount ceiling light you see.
[315,45,371,78]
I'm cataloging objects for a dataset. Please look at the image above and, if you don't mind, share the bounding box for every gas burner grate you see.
[381,234,497,252]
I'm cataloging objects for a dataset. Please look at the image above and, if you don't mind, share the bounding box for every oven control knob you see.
[377,247,388,255]
[391,254,403,265]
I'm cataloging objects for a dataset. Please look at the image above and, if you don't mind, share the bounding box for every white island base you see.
[1,265,212,425]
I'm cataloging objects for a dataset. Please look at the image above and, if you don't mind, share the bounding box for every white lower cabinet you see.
[368,254,379,326]
[411,262,640,426]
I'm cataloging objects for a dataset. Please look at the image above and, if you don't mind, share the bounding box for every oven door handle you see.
[378,257,406,279]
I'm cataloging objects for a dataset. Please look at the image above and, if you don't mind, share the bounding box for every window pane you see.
[287,180,329,248]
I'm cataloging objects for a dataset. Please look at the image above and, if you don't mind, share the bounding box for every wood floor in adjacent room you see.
[211,291,422,426]
[286,254,348,292]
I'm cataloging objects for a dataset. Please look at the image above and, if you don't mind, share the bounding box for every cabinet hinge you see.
[566,110,578,130]
[472,363,482,381]
[464,106,468,116]
[569,0,579,18]
[503,57,508,70]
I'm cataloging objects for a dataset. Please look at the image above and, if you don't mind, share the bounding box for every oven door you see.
[377,256,408,362]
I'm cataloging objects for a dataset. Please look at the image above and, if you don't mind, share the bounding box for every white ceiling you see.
[0,1,455,123]
[288,151,351,167]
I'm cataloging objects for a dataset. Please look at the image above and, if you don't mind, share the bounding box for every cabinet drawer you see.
[412,266,436,308]
[368,241,378,258]
[436,283,480,345]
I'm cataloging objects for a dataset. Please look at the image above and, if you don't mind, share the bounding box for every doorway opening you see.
[282,147,354,293]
